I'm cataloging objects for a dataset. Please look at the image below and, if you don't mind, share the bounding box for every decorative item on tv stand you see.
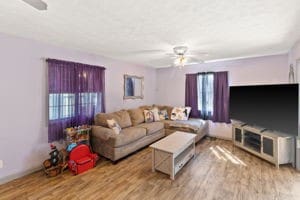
[65,125,91,152]
[289,64,295,83]
[232,120,295,168]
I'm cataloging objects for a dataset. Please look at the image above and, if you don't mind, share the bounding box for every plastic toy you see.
[68,144,98,175]
[43,144,68,177]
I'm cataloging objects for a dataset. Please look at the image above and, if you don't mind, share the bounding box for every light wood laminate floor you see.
[1,138,300,200]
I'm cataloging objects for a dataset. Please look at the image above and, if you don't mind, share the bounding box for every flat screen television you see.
[230,84,299,136]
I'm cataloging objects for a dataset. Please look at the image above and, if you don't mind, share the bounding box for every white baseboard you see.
[216,136,232,141]
[208,135,232,141]
[0,166,42,185]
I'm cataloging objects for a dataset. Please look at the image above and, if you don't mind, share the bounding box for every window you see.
[185,71,229,122]
[78,92,101,116]
[47,58,105,142]
[197,73,214,119]
[49,93,75,120]
[49,92,101,120]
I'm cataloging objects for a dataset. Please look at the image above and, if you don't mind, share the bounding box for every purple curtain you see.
[185,73,200,118]
[212,71,230,123]
[47,59,105,142]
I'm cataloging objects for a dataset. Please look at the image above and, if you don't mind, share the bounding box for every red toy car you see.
[68,144,98,175]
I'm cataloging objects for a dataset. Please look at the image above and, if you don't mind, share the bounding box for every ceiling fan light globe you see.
[173,46,188,55]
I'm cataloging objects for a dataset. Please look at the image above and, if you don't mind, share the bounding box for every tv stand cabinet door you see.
[277,137,295,166]
[262,136,275,157]
[261,136,278,166]
[232,125,243,145]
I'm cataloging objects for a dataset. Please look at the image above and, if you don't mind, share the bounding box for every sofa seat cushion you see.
[162,118,205,133]
[111,127,146,147]
[136,122,164,135]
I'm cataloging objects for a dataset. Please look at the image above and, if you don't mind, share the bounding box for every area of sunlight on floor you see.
[209,145,247,166]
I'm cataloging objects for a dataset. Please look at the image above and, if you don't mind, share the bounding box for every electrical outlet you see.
[0,160,3,169]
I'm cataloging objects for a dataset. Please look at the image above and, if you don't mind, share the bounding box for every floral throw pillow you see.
[158,109,169,120]
[151,107,160,121]
[185,107,192,119]
[107,119,122,134]
[171,107,192,121]
[144,110,154,123]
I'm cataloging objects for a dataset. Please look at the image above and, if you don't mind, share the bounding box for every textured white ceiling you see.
[0,0,300,68]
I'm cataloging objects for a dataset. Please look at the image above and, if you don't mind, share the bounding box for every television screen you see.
[230,84,299,136]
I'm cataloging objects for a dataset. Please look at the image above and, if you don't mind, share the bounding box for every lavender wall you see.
[0,33,156,183]
[156,54,289,139]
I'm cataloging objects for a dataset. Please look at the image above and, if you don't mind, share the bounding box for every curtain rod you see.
[197,72,214,74]
[197,71,228,74]
[46,58,106,70]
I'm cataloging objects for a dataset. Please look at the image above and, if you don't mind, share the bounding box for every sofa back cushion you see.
[139,105,153,112]
[153,105,173,119]
[170,106,191,121]
[107,119,122,134]
[127,108,145,126]
[144,110,155,123]
[95,110,132,128]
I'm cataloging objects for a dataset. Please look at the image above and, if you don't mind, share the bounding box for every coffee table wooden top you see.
[150,131,196,154]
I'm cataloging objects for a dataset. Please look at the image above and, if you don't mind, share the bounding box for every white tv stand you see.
[232,122,295,168]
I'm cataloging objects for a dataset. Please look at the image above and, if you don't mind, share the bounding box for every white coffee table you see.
[150,131,196,180]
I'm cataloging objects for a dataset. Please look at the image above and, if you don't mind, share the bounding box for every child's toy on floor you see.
[65,125,91,148]
[43,144,68,177]
[68,144,98,175]
[67,143,77,152]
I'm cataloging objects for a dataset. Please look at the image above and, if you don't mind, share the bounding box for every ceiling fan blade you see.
[169,56,180,59]
[185,62,202,66]
[186,57,204,62]
[184,54,207,57]
[130,49,166,54]
[156,64,173,68]
[165,53,176,57]
[22,0,47,10]
[188,51,209,56]
[100,49,166,57]
[147,57,174,66]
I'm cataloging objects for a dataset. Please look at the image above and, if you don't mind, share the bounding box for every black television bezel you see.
[229,83,299,136]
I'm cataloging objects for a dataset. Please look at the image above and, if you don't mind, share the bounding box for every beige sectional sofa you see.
[91,105,208,162]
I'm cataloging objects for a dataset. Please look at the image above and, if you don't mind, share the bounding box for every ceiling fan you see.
[167,46,206,68]
[102,45,208,68]
[22,0,47,11]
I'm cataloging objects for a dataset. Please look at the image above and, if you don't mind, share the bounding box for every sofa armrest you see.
[92,125,116,141]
